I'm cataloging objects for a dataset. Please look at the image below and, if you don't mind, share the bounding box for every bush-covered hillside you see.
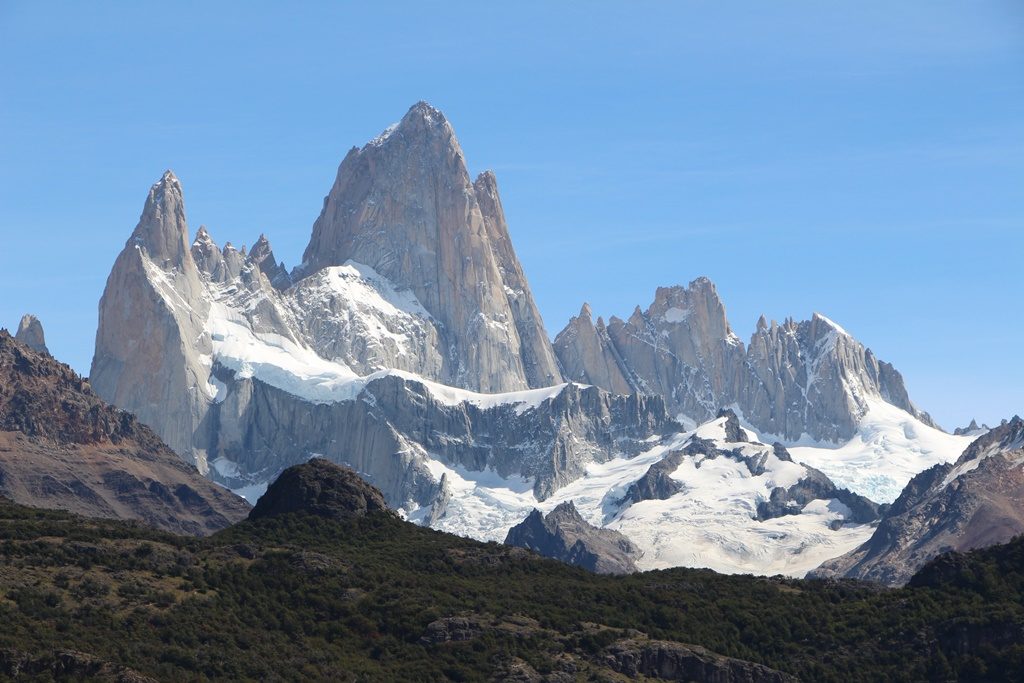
[0,498,1021,681]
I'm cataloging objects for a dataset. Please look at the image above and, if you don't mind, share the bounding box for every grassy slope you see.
[0,499,1022,681]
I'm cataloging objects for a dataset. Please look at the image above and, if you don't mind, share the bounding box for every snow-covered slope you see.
[786,399,974,504]
[421,414,880,577]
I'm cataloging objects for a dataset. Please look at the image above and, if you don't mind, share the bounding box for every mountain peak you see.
[404,100,447,125]
[811,312,850,336]
[300,103,562,392]
[193,225,213,244]
[14,314,48,355]
[249,459,393,522]
[129,170,191,269]
[367,101,452,149]
[504,500,640,574]
[250,233,272,259]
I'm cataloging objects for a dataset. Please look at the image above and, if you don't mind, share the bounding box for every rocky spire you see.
[91,170,213,469]
[553,302,634,395]
[128,170,194,271]
[601,277,745,421]
[248,233,292,290]
[14,314,48,354]
[299,101,562,392]
[191,225,226,279]
[555,277,936,442]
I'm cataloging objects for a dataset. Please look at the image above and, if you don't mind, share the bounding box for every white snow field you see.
[787,399,974,504]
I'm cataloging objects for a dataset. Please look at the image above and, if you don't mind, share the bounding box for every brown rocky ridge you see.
[0,330,249,535]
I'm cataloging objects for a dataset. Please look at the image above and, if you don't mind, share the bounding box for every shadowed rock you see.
[249,459,393,521]
[504,501,640,574]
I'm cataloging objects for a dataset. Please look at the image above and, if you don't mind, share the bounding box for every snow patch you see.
[662,307,691,324]
[787,398,975,503]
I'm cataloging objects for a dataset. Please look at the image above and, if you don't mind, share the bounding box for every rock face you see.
[743,313,930,441]
[553,303,634,395]
[212,371,671,506]
[953,418,987,436]
[14,314,48,354]
[301,101,562,392]
[249,459,392,521]
[554,279,935,441]
[90,171,214,470]
[601,640,798,683]
[0,649,156,683]
[504,501,641,574]
[812,416,1024,585]
[0,330,248,535]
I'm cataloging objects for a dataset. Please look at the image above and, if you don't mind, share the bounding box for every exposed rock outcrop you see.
[755,456,883,528]
[301,102,562,392]
[618,421,881,533]
[248,233,292,290]
[812,416,1024,585]
[743,313,932,442]
[0,649,156,683]
[601,280,746,426]
[953,418,987,436]
[90,171,215,470]
[601,640,798,683]
[555,280,936,442]
[0,330,248,535]
[504,501,641,574]
[249,459,392,521]
[552,303,634,395]
[212,370,672,506]
[14,314,48,354]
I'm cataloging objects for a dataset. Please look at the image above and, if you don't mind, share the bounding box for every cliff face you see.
[555,280,935,442]
[90,171,215,470]
[210,370,673,507]
[0,330,248,535]
[301,102,561,392]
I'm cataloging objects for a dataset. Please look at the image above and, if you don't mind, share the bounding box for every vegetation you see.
[0,499,1021,681]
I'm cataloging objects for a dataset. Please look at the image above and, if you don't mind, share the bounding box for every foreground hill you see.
[0,330,249,535]
[0,460,1021,681]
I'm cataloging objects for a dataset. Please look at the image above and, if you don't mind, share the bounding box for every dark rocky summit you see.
[504,501,640,574]
[0,330,248,535]
[249,459,393,521]
[813,416,1024,585]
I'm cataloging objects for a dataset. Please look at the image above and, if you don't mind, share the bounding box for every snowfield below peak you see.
[786,399,975,504]
[416,417,878,577]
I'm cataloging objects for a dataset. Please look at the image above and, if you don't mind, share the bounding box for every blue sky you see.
[1,1,1021,428]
